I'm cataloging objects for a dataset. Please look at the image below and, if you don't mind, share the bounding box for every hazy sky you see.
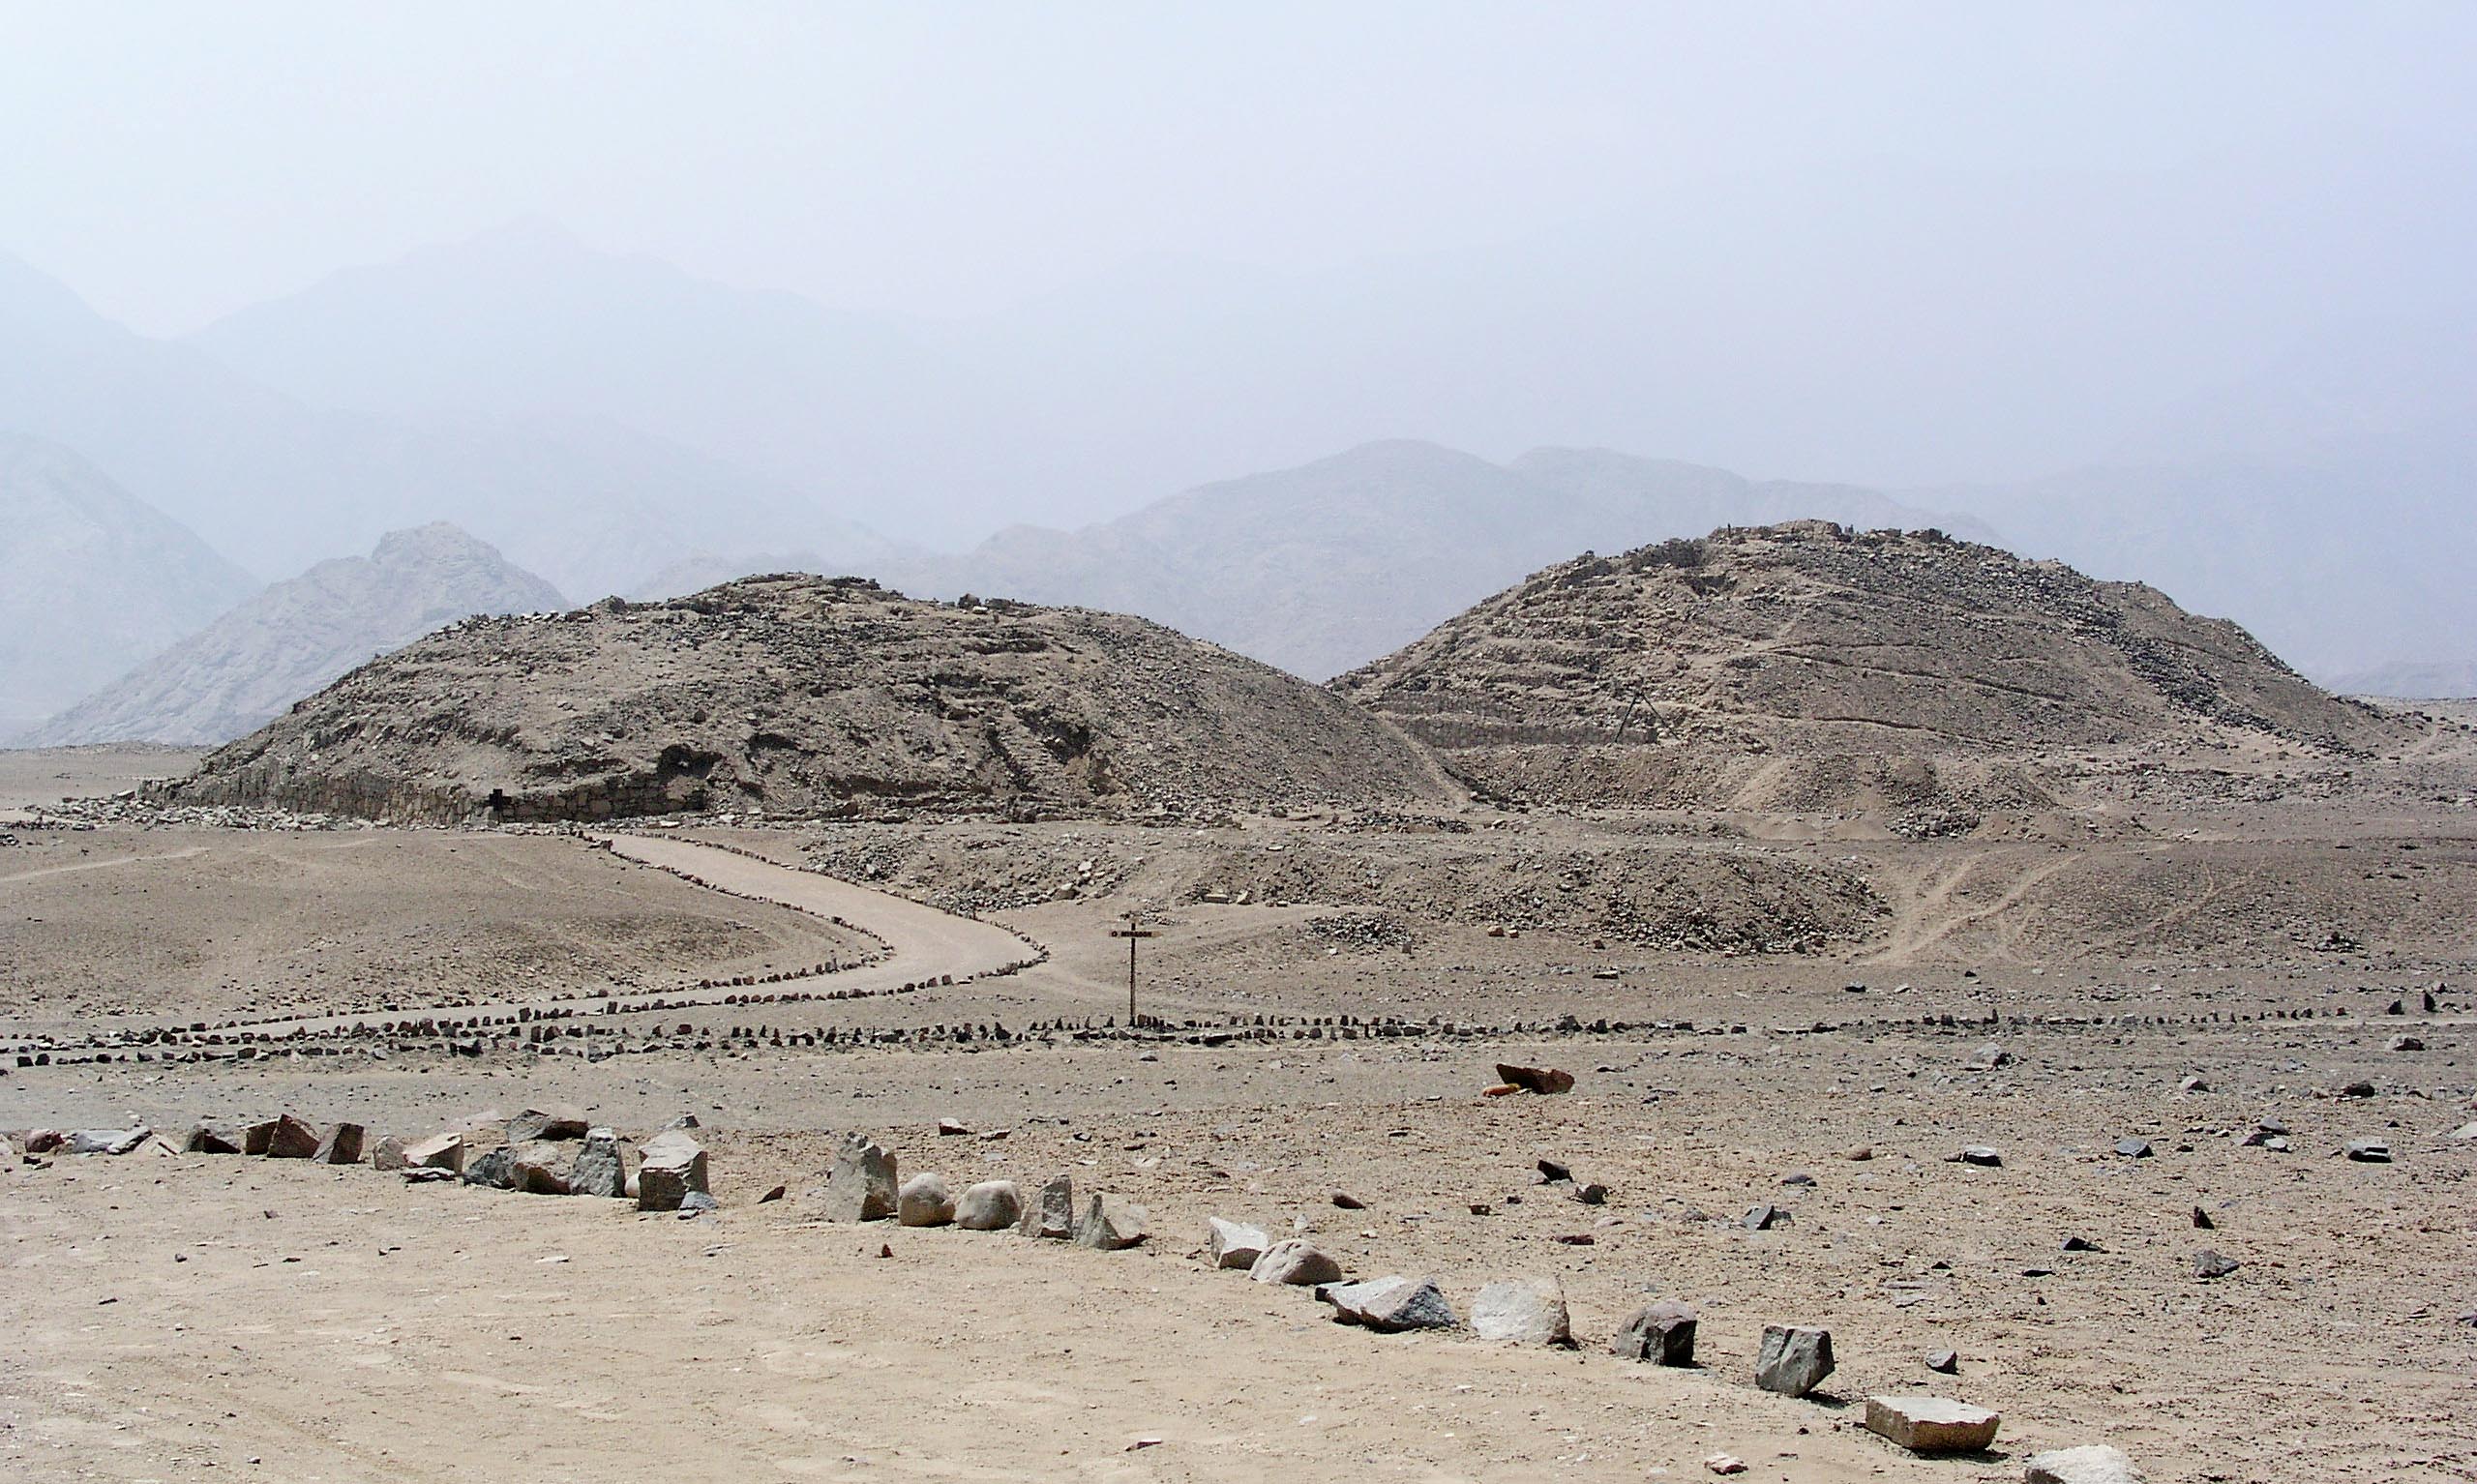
[6,2,2470,335]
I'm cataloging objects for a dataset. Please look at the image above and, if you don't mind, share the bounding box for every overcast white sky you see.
[5,1,2469,335]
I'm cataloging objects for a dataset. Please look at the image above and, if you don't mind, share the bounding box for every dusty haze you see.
[1,3,2471,725]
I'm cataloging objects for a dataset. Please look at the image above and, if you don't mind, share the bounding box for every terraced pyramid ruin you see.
[1332,521,2412,824]
[166,576,1453,823]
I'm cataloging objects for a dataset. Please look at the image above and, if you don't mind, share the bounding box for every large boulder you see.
[1469,1277,1572,1346]
[566,1128,627,1198]
[636,1130,708,1211]
[1862,1396,2000,1454]
[1610,1298,1698,1365]
[1209,1218,1270,1270]
[955,1179,1022,1231]
[897,1172,956,1227]
[820,1133,897,1222]
[1322,1276,1456,1332]
[1018,1174,1075,1239]
[371,1135,409,1172]
[1754,1324,1835,1396]
[1072,1193,1149,1250]
[1249,1239,1342,1286]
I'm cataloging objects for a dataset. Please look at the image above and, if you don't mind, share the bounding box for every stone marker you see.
[1250,1239,1342,1286]
[1018,1174,1075,1238]
[67,1127,149,1156]
[403,1132,466,1173]
[2192,1249,2241,1279]
[567,1128,626,1198]
[2024,1443,2149,1483]
[508,1105,589,1143]
[1073,1193,1149,1250]
[1208,1217,1270,1269]
[1863,1395,2000,1453]
[1754,1324,1835,1396]
[183,1124,241,1155]
[636,1130,708,1212]
[509,1142,572,1195]
[897,1172,956,1227]
[955,1179,1022,1231]
[313,1122,366,1166]
[1743,1202,1791,1231]
[2344,1138,2393,1163]
[1323,1275,1456,1331]
[820,1132,898,1222]
[464,1146,516,1189]
[2191,1205,2214,1231]
[1925,1347,1959,1373]
[1470,1276,1572,1346]
[371,1135,408,1172]
[1956,1146,2003,1168]
[1705,1454,1746,1475]
[1611,1299,1697,1365]
[1966,1042,2012,1069]
[937,1117,971,1136]
[255,1114,319,1160]
[1494,1063,1574,1094]
[2112,1138,2153,1159]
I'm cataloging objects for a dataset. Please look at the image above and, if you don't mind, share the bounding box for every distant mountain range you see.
[23,523,564,746]
[0,434,255,734]
[865,440,1990,680]
[0,247,883,599]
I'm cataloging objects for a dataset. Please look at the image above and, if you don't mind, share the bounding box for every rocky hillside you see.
[165,576,1454,822]
[0,434,256,735]
[29,523,564,746]
[1332,521,2414,819]
[877,440,1987,680]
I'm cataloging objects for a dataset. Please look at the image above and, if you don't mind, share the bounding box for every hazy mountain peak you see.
[25,520,565,747]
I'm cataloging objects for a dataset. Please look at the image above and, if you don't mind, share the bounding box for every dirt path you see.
[49,834,1041,1042]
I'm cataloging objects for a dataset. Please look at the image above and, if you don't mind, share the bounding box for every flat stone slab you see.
[1864,1395,1999,1453]
[2024,1444,2149,1483]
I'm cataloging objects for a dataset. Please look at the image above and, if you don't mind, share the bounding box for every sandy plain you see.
[3,747,2473,1484]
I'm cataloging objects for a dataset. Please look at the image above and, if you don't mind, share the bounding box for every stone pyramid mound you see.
[169,575,1452,822]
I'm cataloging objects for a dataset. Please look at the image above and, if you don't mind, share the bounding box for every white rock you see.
[2023,1443,2148,1483]
[1208,1218,1270,1269]
[1248,1239,1342,1286]
[955,1179,1022,1231]
[1469,1276,1571,1346]
[897,1172,955,1227]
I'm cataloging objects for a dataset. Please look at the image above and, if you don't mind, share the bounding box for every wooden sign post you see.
[1109,915,1157,1025]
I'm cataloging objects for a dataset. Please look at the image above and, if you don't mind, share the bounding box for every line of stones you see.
[10,998,2375,1072]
